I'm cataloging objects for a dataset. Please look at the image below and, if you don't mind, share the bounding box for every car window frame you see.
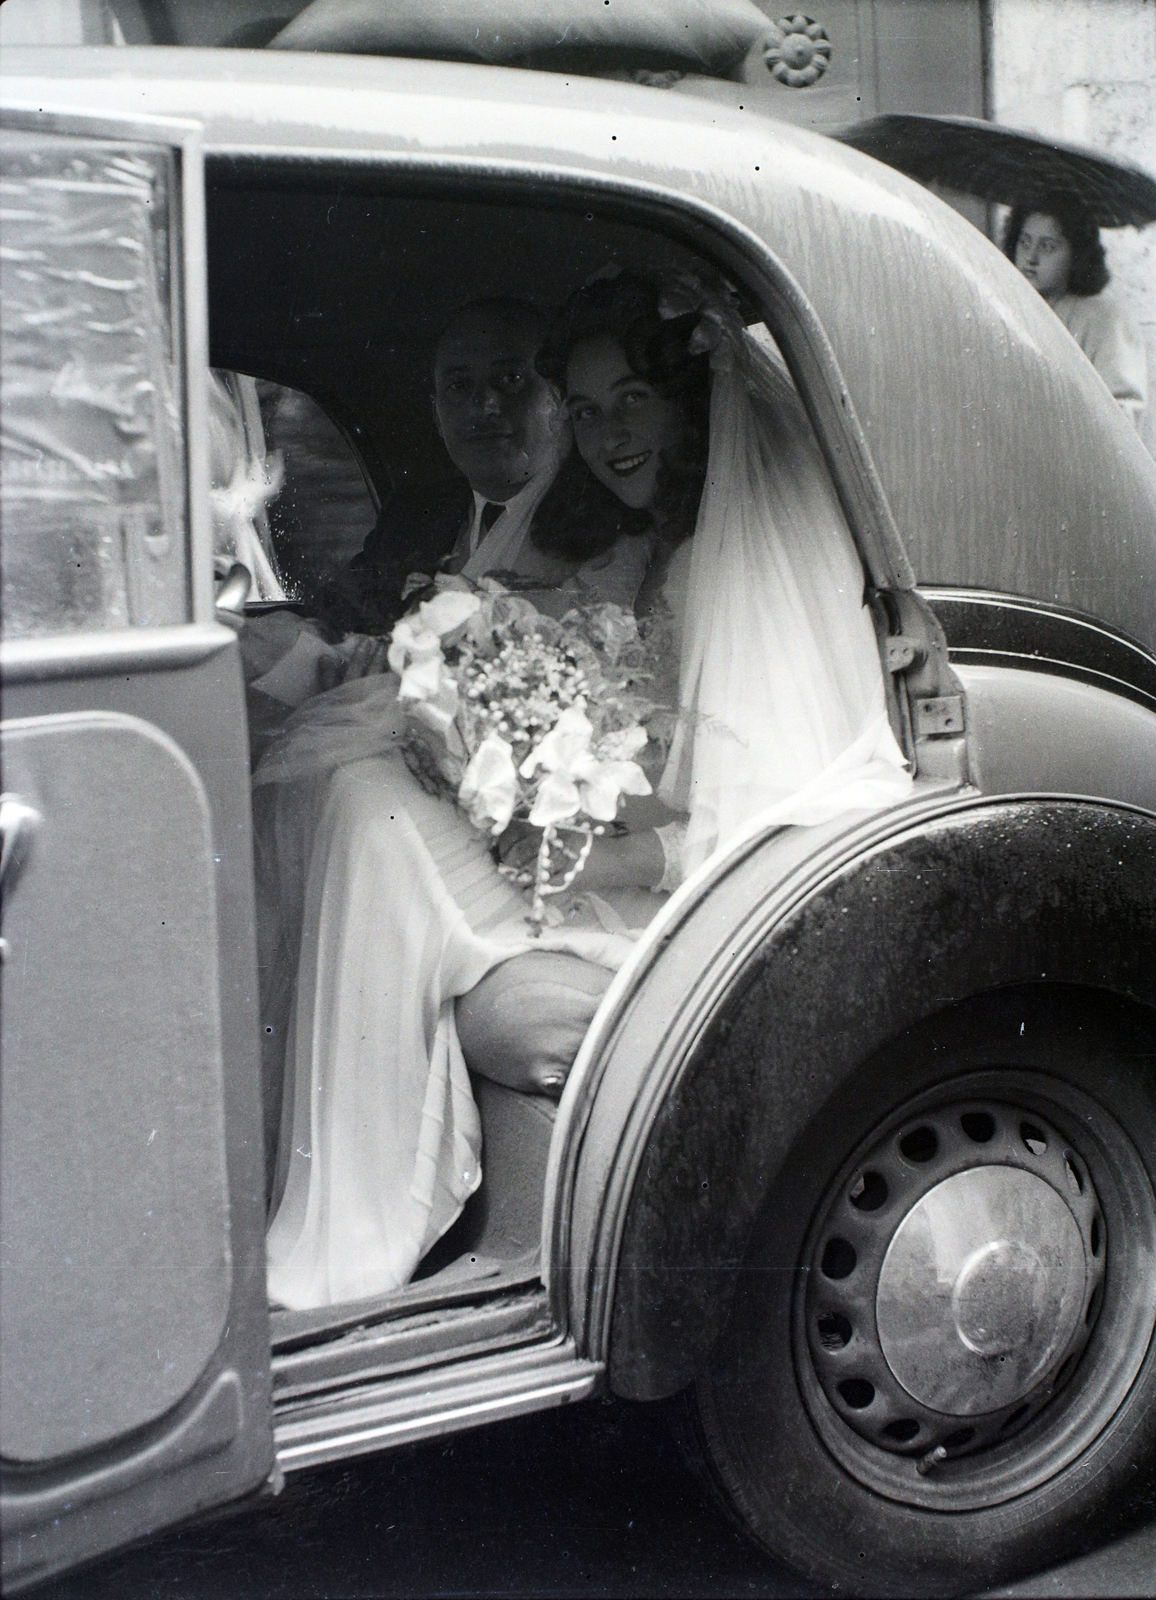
[0,106,216,647]
[236,374,382,605]
[202,148,924,1337]
[204,149,917,604]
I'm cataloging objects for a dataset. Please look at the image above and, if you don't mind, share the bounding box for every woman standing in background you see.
[1005,197,1148,428]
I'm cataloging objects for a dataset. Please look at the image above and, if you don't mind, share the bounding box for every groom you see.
[320,296,570,635]
[237,297,569,705]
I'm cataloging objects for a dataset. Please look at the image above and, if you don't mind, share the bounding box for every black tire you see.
[688,986,1156,1597]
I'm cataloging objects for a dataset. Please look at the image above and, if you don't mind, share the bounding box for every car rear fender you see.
[557,795,1156,1400]
[954,663,1156,814]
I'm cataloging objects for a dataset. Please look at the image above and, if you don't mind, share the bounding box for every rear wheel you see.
[690,989,1156,1596]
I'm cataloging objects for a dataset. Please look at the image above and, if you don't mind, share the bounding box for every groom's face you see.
[433,307,568,503]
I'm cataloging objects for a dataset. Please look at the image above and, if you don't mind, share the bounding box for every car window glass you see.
[1,129,189,638]
[248,379,377,607]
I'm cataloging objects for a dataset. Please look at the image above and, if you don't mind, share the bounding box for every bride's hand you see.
[497,822,602,888]
[495,821,554,882]
[339,634,392,680]
[496,821,664,893]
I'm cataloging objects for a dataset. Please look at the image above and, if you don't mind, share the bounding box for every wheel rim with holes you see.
[792,1070,1156,1511]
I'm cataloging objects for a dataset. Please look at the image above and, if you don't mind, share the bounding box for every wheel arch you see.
[594,796,1156,1401]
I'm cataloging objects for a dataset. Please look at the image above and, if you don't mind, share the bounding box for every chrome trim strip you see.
[0,105,202,144]
[0,624,234,684]
[923,586,1156,669]
[274,1342,602,1473]
[924,587,1156,712]
[950,648,1156,713]
[180,131,214,626]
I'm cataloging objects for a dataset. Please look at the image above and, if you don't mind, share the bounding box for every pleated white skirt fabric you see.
[262,746,633,1311]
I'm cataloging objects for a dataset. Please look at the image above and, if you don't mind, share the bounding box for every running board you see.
[274,1338,603,1473]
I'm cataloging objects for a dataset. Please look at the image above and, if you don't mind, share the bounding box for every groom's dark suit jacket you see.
[319,476,474,635]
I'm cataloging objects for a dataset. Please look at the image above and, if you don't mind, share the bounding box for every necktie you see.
[480,500,504,534]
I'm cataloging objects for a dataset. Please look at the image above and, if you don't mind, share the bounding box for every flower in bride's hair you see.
[522,703,651,826]
[656,269,746,360]
[458,731,519,834]
[656,272,703,322]
[688,314,725,357]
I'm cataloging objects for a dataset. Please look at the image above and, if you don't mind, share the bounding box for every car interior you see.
[207,167,729,600]
[204,159,854,1346]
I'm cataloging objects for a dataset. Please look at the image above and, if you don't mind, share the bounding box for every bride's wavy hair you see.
[530,272,711,559]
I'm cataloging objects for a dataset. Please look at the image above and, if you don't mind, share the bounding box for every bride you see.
[257,270,911,1311]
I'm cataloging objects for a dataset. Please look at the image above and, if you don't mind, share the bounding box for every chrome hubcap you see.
[876,1166,1086,1414]
[804,1101,1105,1458]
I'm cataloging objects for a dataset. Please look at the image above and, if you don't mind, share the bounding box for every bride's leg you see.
[454,951,613,1099]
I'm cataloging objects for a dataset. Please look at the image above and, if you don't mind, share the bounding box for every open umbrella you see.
[837,114,1156,230]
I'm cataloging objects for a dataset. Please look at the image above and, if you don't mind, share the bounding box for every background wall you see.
[989,0,1156,452]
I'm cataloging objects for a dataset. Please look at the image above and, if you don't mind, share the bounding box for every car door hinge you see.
[884,637,925,674]
[912,695,965,739]
[870,588,971,786]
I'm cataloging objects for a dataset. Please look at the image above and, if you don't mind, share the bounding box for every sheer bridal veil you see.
[656,281,912,876]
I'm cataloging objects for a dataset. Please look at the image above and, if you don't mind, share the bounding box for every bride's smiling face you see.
[564,336,684,511]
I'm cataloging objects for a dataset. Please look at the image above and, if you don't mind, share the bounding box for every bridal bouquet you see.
[388,579,664,929]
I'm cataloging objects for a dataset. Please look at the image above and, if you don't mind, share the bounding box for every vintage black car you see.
[2,26,1156,1598]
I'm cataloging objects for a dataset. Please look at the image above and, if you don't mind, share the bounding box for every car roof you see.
[5,46,1155,651]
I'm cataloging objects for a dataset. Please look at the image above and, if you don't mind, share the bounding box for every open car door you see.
[0,108,273,1590]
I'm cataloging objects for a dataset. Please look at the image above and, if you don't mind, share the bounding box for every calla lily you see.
[522,703,651,826]
[574,755,652,820]
[389,593,483,700]
[520,703,596,781]
[417,589,481,638]
[388,619,444,700]
[528,769,584,827]
[458,732,518,834]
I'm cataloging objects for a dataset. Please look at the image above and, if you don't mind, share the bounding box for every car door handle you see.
[0,794,42,893]
[215,561,252,617]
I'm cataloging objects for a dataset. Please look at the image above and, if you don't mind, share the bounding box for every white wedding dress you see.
[257,324,911,1312]
[257,726,632,1311]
